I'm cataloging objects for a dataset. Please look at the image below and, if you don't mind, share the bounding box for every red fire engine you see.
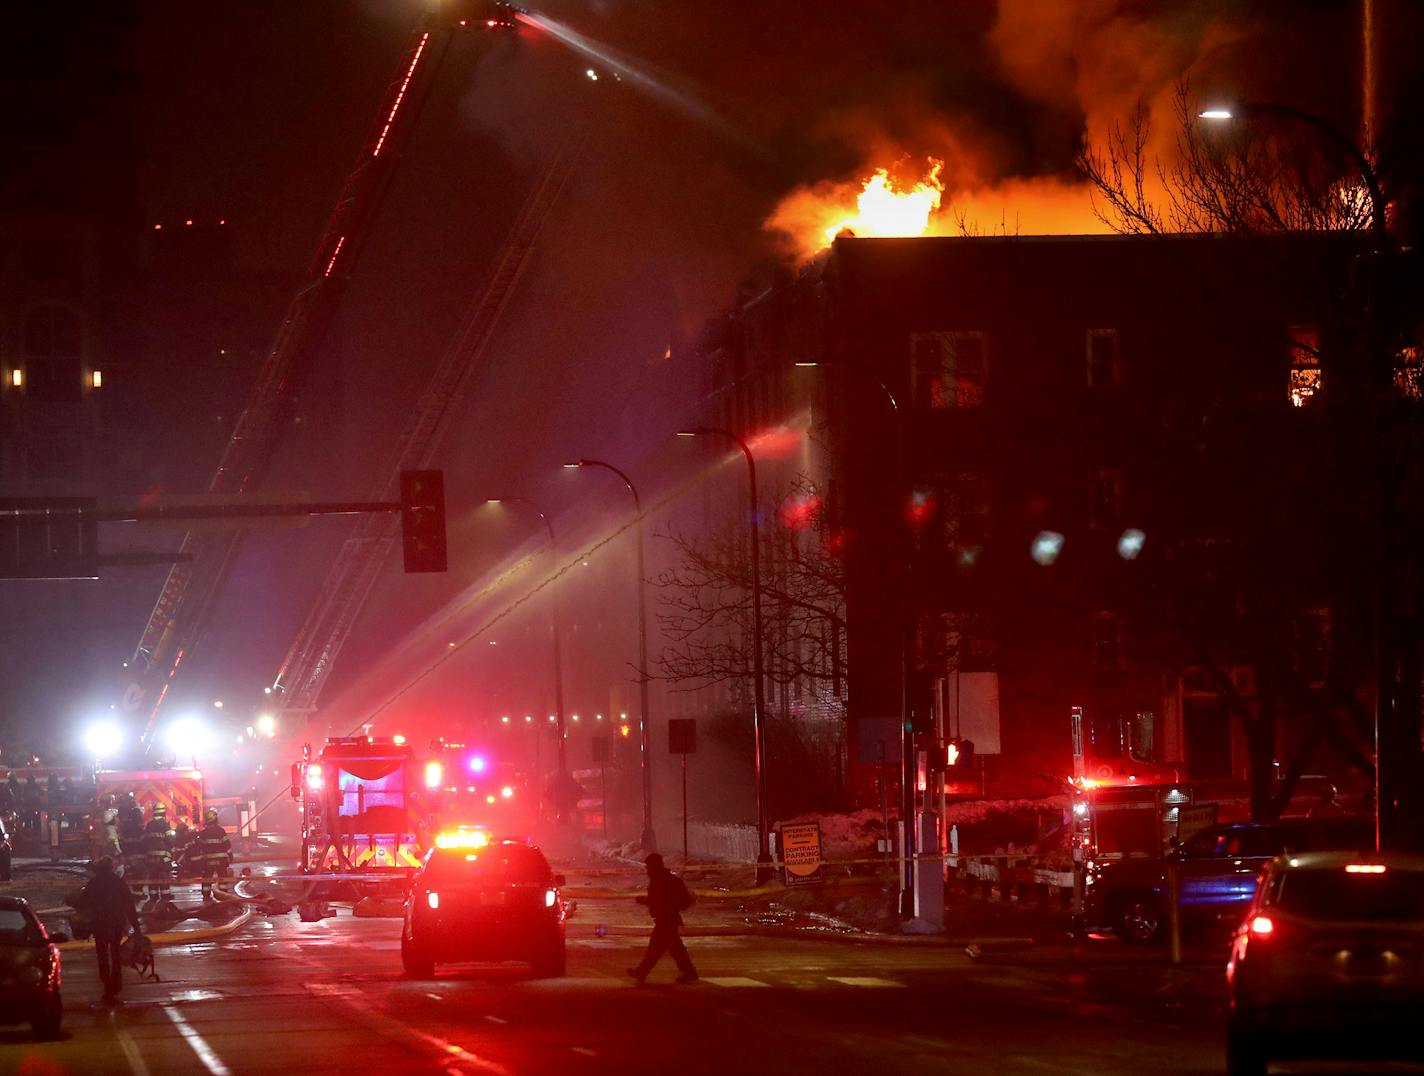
[291,737,436,877]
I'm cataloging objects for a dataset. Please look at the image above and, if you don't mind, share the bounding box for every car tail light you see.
[427,891,440,910]
[1249,915,1274,937]
[545,889,557,908]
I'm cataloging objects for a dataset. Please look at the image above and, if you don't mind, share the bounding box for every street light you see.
[484,498,569,804]
[1198,102,1386,243]
[678,426,773,884]
[1202,98,1393,850]
[566,457,657,851]
[164,717,210,768]
[795,361,916,915]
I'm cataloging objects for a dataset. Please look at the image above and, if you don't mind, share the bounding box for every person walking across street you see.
[75,856,141,1003]
[194,807,232,901]
[627,853,698,984]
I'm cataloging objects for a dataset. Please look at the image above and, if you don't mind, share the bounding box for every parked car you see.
[402,830,567,979]
[0,896,64,1039]
[1226,851,1424,1075]
[1092,816,1373,943]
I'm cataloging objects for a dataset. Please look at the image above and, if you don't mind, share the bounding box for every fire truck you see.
[291,737,436,878]
[1066,705,1205,942]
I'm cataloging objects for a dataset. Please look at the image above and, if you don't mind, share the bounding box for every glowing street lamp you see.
[1198,101,1386,243]
[677,426,772,883]
[566,457,657,851]
[256,713,277,738]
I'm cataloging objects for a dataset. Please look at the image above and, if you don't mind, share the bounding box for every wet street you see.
[1,880,1242,1076]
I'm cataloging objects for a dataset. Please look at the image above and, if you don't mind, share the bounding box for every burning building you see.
[680,227,1379,807]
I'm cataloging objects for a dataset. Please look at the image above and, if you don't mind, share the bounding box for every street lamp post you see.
[1201,100,1396,849]
[796,362,915,914]
[678,427,773,884]
[1199,103,1386,244]
[486,499,568,796]
[566,458,657,851]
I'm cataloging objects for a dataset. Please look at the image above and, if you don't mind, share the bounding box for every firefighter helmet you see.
[152,801,168,817]
[204,807,219,825]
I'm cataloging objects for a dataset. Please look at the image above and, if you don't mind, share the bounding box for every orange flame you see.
[824,160,944,244]
[767,156,1109,262]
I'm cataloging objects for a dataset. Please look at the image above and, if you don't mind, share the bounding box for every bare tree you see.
[654,475,847,694]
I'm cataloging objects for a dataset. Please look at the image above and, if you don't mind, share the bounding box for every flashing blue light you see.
[469,755,487,773]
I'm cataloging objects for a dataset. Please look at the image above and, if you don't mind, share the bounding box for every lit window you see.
[1086,329,1119,387]
[1394,345,1421,400]
[910,331,987,408]
[90,370,103,389]
[1288,325,1321,408]
[9,369,21,388]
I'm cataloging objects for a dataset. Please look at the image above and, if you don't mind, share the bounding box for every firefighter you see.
[97,795,122,861]
[118,795,145,885]
[194,807,232,901]
[141,802,175,905]
[172,806,195,866]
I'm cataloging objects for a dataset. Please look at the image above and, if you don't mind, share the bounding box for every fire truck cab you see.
[291,737,434,877]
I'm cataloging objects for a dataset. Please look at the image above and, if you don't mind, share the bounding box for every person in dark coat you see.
[627,853,698,984]
[194,808,232,901]
[75,856,141,1002]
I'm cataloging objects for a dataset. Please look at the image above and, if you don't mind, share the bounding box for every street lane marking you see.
[570,1048,597,1057]
[426,992,444,1001]
[110,1013,151,1076]
[704,977,771,987]
[484,1015,508,1024]
[828,976,904,988]
[163,1004,232,1076]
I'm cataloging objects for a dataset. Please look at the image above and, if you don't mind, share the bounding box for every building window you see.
[911,331,987,408]
[1395,344,1421,400]
[1091,612,1123,670]
[1086,329,1119,387]
[1288,325,1321,408]
[1090,468,1124,529]
[943,472,991,552]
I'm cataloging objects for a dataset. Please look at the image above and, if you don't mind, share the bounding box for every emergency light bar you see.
[435,828,490,850]
[1345,864,1387,874]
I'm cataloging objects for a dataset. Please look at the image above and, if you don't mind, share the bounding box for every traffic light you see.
[399,470,447,573]
[946,738,975,768]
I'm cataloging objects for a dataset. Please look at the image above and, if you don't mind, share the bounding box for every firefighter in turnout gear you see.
[97,795,121,861]
[118,795,145,885]
[195,808,232,901]
[141,802,175,906]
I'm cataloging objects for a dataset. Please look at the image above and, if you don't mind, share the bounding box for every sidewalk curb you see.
[54,906,252,952]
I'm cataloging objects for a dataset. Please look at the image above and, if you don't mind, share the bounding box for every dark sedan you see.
[0,896,64,1039]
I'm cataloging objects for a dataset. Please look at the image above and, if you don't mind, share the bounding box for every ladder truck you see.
[126,2,522,741]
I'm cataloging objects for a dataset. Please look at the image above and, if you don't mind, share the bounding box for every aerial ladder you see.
[129,4,513,741]
[270,131,584,718]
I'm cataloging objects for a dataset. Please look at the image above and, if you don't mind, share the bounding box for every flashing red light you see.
[905,490,936,529]
[1249,915,1274,937]
[500,785,514,799]
[305,765,324,791]
[424,760,444,789]
[619,724,631,738]
[426,891,440,909]
[485,18,496,26]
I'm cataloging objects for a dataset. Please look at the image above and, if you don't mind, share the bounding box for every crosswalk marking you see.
[827,976,905,988]
[704,976,772,988]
